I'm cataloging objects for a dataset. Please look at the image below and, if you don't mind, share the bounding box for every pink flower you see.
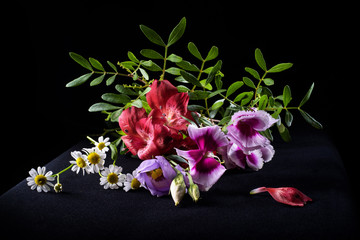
[250,187,313,207]
[227,110,278,152]
[176,125,228,191]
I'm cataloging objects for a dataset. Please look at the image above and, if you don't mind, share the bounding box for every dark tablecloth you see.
[1,129,359,239]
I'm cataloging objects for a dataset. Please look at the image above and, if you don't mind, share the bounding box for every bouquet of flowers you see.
[27,17,320,206]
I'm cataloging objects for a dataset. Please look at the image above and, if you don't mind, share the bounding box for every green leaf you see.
[176,60,199,72]
[89,57,105,71]
[165,67,181,75]
[215,76,223,90]
[106,75,116,86]
[211,99,225,110]
[110,109,123,122]
[243,77,256,89]
[208,89,226,98]
[90,74,105,86]
[268,63,293,73]
[180,70,202,87]
[200,80,213,90]
[131,99,143,108]
[188,105,206,111]
[255,48,267,71]
[167,17,186,47]
[140,49,163,59]
[285,110,293,127]
[138,68,148,80]
[205,46,219,61]
[263,78,274,86]
[277,123,292,142]
[258,95,268,110]
[107,61,117,72]
[109,143,118,161]
[299,82,314,107]
[115,85,137,96]
[245,67,260,80]
[127,51,139,63]
[69,52,93,71]
[283,85,292,107]
[139,24,166,47]
[101,93,131,104]
[188,42,203,61]
[66,73,93,87]
[234,91,254,105]
[299,109,323,129]
[167,53,182,63]
[226,81,244,97]
[88,102,120,112]
[176,85,190,92]
[188,90,211,100]
[205,60,222,85]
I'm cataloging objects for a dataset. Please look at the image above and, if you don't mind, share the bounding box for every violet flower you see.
[176,125,228,191]
[227,110,278,152]
[135,156,177,197]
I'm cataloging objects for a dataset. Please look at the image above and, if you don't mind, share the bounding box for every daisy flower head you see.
[123,170,141,192]
[100,165,126,189]
[26,166,55,193]
[95,136,110,152]
[83,147,106,173]
[69,151,93,175]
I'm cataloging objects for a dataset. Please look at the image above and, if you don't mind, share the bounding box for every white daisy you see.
[95,136,111,152]
[26,166,55,193]
[100,165,126,189]
[83,147,106,173]
[123,170,141,192]
[69,151,93,175]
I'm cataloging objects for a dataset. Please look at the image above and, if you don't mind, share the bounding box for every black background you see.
[3,2,357,195]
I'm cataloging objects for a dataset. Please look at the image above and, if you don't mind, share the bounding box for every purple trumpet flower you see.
[135,156,177,197]
[227,110,278,152]
[176,125,229,191]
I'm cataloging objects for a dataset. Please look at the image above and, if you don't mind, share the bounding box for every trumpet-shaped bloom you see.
[250,186,312,207]
[222,143,275,171]
[134,156,177,197]
[176,125,228,191]
[227,110,278,152]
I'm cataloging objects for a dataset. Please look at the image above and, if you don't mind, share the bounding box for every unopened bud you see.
[54,183,63,193]
[188,183,200,202]
[170,172,186,206]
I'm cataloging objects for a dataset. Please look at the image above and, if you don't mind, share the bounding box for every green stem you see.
[191,60,206,91]
[92,71,130,78]
[254,71,268,100]
[160,46,168,80]
[51,164,74,178]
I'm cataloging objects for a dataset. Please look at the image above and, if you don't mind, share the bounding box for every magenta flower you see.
[222,143,275,171]
[176,125,228,191]
[227,110,278,152]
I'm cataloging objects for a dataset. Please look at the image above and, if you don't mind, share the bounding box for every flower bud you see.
[188,183,200,202]
[54,183,63,193]
[170,172,186,206]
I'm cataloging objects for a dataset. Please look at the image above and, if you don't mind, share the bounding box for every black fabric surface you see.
[1,129,359,239]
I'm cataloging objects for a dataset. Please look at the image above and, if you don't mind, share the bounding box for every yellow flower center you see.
[76,157,86,168]
[34,175,47,186]
[97,142,106,150]
[107,173,119,184]
[88,152,101,164]
[131,178,141,189]
[147,168,163,180]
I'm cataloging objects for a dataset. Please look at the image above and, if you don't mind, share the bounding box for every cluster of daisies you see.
[26,136,139,193]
